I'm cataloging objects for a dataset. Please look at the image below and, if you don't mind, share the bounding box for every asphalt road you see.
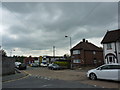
[3,75,99,88]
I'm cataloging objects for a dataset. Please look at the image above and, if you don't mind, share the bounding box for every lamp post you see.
[65,35,72,69]
[65,36,71,50]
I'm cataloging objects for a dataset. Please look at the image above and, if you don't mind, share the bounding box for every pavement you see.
[2,69,29,83]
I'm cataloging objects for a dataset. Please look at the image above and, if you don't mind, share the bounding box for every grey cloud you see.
[2,2,118,56]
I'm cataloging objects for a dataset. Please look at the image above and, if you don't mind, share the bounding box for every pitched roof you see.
[101,29,120,44]
[71,39,102,51]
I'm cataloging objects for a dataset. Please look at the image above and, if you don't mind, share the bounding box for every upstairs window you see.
[73,50,80,55]
[107,43,112,50]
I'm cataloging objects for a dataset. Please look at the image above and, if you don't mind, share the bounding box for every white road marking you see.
[42,84,51,87]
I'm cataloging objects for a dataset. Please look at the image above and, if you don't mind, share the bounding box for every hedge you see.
[54,61,70,68]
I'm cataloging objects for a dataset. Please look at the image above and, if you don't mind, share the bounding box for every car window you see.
[53,64,58,66]
[110,65,120,69]
[101,65,111,70]
[101,65,120,70]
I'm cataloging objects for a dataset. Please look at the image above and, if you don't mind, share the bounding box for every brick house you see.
[24,56,34,65]
[101,29,120,64]
[70,39,104,68]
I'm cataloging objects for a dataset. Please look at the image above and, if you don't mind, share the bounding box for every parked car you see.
[87,64,120,81]
[15,62,27,70]
[15,62,21,68]
[31,62,39,67]
[48,64,62,70]
[18,63,27,70]
[40,62,47,67]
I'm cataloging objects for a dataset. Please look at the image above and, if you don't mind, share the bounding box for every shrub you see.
[54,61,70,68]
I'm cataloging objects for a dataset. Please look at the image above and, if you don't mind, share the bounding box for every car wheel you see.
[89,73,97,80]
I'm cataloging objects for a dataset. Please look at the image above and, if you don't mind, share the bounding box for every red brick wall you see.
[84,50,103,66]
[71,50,104,67]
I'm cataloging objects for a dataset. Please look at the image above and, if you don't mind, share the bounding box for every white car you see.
[40,62,47,67]
[87,64,120,81]
[15,62,21,68]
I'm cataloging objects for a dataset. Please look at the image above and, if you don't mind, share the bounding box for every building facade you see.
[71,39,104,68]
[24,56,35,65]
[101,29,120,64]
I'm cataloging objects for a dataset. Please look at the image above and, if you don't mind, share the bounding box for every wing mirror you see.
[96,67,102,70]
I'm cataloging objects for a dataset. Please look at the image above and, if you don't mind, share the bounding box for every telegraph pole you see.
[53,46,55,59]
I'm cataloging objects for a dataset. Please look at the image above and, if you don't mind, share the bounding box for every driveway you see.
[22,66,120,88]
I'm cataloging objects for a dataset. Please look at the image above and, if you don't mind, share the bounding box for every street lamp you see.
[65,36,71,49]
[65,35,72,69]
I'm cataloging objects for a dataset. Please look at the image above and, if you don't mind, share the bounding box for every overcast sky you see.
[1,2,118,57]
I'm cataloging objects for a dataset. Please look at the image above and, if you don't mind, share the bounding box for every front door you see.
[107,55,115,63]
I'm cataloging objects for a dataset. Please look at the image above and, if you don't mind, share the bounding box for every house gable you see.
[71,39,102,51]
[101,29,120,44]
[101,29,120,64]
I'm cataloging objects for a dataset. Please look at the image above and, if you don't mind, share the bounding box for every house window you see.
[73,59,80,63]
[93,58,97,64]
[107,43,112,50]
[93,51,96,55]
[73,50,80,55]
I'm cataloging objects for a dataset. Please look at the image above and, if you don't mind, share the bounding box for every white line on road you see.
[42,84,51,87]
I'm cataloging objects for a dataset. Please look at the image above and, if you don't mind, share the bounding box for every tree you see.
[0,49,7,57]
[13,55,26,63]
[64,54,70,59]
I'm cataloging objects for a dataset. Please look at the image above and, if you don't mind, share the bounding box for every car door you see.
[95,65,110,79]
[96,65,118,80]
[110,65,120,81]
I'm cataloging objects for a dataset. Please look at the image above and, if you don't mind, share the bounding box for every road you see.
[3,74,99,88]
[22,66,120,88]
[2,66,120,89]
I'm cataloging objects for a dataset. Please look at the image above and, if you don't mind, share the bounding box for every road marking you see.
[42,84,51,87]
[23,71,30,75]
[3,74,29,83]
[21,70,54,81]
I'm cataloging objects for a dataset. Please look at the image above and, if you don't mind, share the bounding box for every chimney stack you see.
[86,40,88,43]
[83,38,85,42]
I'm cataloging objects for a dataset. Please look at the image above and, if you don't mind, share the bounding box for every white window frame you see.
[73,50,80,55]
